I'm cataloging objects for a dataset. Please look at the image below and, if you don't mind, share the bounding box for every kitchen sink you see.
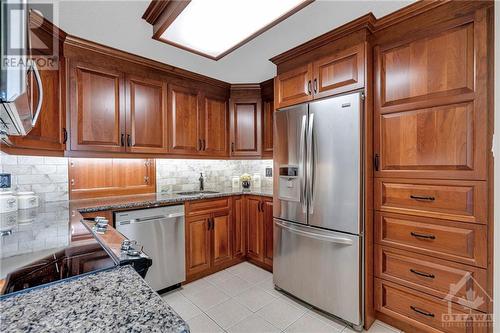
[176,190,220,196]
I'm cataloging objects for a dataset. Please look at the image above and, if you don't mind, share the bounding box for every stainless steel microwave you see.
[0,0,43,143]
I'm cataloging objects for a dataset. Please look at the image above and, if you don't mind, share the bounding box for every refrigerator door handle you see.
[275,220,353,245]
[307,113,315,214]
[300,114,307,213]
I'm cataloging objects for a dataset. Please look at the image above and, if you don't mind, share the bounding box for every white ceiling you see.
[47,0,414,83]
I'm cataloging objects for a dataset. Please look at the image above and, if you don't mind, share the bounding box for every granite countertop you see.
[0,265,188,333]
[73,187,273,213]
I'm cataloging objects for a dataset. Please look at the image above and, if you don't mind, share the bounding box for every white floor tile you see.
[184,285,230,311]
[285,313,344,333]
[225,262,254,275]
[204,270,234,285]
[341,320,401,333]
[205,299,252,329]
[212,275,253,297]
[162,292,202,320]
[180,278,213,298]
[256,297,307,330]
[187,313,224,333]
[227,313,281,333]
[234,286,277,312]
[234,265,272,284]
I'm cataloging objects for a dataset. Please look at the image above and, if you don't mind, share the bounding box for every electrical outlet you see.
[0,173,11,188]
[265,167,272,177]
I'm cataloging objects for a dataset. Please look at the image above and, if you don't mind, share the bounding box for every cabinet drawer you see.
[375,245,488,312]
[375,179,486,224]
[185,198,230,216]
[375,212,486,267]
[375,279,487,333]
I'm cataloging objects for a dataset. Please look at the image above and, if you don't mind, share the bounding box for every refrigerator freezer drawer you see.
[273,219,362,326]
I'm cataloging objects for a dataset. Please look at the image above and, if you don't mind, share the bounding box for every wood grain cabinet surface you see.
[274,43,365,109]
[229,98,262,157]
[246,195,273,270]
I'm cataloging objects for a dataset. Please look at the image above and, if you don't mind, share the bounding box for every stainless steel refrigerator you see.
[273,92,364,330]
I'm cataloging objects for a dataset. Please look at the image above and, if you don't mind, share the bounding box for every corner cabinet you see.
[274,43,365,109]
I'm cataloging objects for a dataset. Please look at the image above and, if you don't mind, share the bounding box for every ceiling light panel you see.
[160,0,310,59]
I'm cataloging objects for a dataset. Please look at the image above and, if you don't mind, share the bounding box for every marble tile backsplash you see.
[0,152,272,200]
[0,153,69,202]
[155,159,273,193]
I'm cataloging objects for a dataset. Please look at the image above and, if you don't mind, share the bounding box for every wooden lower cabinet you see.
[185,214,212,278]
[185,195,273,282]
[246,195,273,270]
[212,209,233,267]
[375,279,487,333]
[233,196,246,258]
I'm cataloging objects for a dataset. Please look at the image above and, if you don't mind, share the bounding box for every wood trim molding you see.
[143,0,315,61]
[269,0,455,66]
[270,13,376,65]
[63,35,229,89]
[29,9,67,43]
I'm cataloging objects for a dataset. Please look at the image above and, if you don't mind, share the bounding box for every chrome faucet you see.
[199,172,204,191]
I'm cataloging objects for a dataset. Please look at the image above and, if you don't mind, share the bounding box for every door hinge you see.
[374,153,380,171]
[361,92,365,101]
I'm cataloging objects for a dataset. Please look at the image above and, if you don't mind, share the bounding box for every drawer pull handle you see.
[411,232,436,240]
[410,195,435,201]
[410,269,435,279]
[410,306,435,318]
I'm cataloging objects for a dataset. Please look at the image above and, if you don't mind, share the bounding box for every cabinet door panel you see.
[8,57,65,151]
[168,84,200,155]
[70,62,124,152]
[262,99,274,158]
[212,210,233,267]
[247,197,263,261]
[263,199,273,266]
[233,196,246,257]
[376,24,474,111]
[275,64,313,109]
[230,100,261,157]
[202,95,228,156]
[186,215,211,277]
[312,43,364,99]
[126,76,167,153]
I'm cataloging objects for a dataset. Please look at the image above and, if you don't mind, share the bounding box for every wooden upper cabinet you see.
[9,57,66,152]
[69,62,125,152]
[312,43,365,99]
[125,75,168,153]
[167,84,201,155]
[374,21,487,180]
[262,99,274,158]
[275,63,312,109]
[229,99,262,157]
[200,94,228,156]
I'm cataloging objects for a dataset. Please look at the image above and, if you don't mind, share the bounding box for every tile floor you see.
[161,262,402,333]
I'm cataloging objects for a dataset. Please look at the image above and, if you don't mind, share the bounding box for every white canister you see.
[252,173,262,188]
[0,191,18,213]
[17,191,39,210]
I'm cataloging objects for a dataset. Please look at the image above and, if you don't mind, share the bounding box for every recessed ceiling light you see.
[143,0,313,60]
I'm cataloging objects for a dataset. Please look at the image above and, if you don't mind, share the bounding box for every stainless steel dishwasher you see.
[115,205,185,292]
